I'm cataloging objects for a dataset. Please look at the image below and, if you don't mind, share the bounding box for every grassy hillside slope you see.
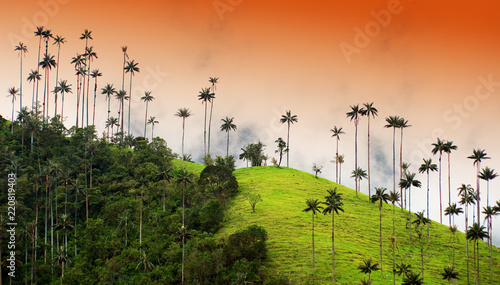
[218,166,500,284]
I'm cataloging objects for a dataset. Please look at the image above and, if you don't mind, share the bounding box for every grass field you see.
[217,166,500,284]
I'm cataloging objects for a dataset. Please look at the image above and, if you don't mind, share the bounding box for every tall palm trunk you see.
[287,122,291,168]
[408,185,412,244]
[128,73,133,135]
[86,59,91,127]
[438,153,442,223]
[465,205,470,285]
[448,153,452,226]
[335,137,339,183]
[354,120,358,195]
[226,131,230,157]
[426,170,430,244]
[489,217,493,285]
[74,181,78,257]
[35,36,42,110]
[392,202,396,285]
[208,99,214,154]
[182,180,186,285]
[476,163,481,225]
[19,50,23,111]
[92,77,97,125]
[367,116,371,200]
[312,212,316,277]
[75,74,80,126]
[81,71,86,128]
[144,101,148,138]
[392,127,399,211]
[379,204,383,277]
[400,128,404,208]
[203,102,207,156]
[139,190,143,244]
[54,45,61,116]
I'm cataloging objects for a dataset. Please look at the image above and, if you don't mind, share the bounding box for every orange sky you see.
[2,0,500,243]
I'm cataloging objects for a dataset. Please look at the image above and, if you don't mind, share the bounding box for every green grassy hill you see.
[218,166,500,284]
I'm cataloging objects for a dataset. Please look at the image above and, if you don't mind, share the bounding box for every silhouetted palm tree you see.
[280,110,298,168]
[54,80,72,123]
[175,108,192,157]
[351,167,367,196]
[147,116,159,140]
[358,258,379,284]
[458,183,476,284]
[208,77,218,154]
[479,166,497,207]
[322,188,344,284]
[124,60,140,134]
[101,83,116,136]
[347,105,362,192]
[121,46,128,91]
[432,138,446,223]
[220,116,237,157]
[482,205,497,285]
[443,140,458,226]
[397,118,410,205]
[198,87,214,155]
[337,154,345,184]
[444,203,463,267]
[27,69,41,110]
[399,172,421,244]
[7,87,19,134]
[361,102,378,198]
[418,158,437,242]
[115,90,128,138]
[52,35,65,105]
[466,222,488,284]
[370,187,389,277]
[388,190,400,285]
[83,46,98,126]
[39,54,56,120]
[140,91,154,137]
[385,116,401,205]
[303,198,323,277]
[331,126,345,183]
[90,69,102,125]
[14,42,28,111]
[467,149,490,224]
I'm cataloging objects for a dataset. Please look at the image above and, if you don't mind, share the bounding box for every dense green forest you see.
[0,113,278,284]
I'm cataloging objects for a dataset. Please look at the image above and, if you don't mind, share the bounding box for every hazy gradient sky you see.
[2,0,500,245]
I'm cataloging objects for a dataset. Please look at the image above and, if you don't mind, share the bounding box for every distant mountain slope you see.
[218,166,500,284]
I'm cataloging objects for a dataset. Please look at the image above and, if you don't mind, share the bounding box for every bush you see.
[224,225,268,265]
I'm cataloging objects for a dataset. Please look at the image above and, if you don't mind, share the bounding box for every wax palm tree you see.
[90,69,102,125]
[220,116,237,157]
[14,42,28,111]
[466,222,488,284]
[278,110,298,168]
[468,149,490,224]
[400,162,411,208]
[275,137,287,167]
[442,140,458,226]
[346,104,362,191]
[399,172,421,244]
[39,54,56,120]
[101,83,116,136]
[358,258,379,284]
[115,90,128,138]
[431,138,446,223]
[479,166,497,208]
[482,206,497,285]
[80,30,92,124]
[458,183,476,284]
[418,158,437,243]
[370,187,389,277]
[361,102,378,198]
[303,198,323,277]
[397,118,410,205]
[402,271,423,285]
[7,87,19,134]
[441,266,459,285]
[157,165,173,212]
[412,212,431,280]
[351,167,367,196]
[207,77,218,154]
[175,108,192,157]
[106,117,119,139]
[388,190,400,285]
[34,27,44,110]
[124,60,140,134]
[27,69,41,109]
[337,154,345,184]
[396,261,412,278]
[175,169,192,285]
[52,35,65,87]
[54,80,72,123]
[330,126,345,183]
[322,188,344,284]
[83,47,98,126]
[140,91,154,137]
[71,54,86,126]
[385,115,401,205]
[121,46,128,91]
[147,116,159,140]
[198,88,214,155]
[117,209,134,246]
[442,209,459,271]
